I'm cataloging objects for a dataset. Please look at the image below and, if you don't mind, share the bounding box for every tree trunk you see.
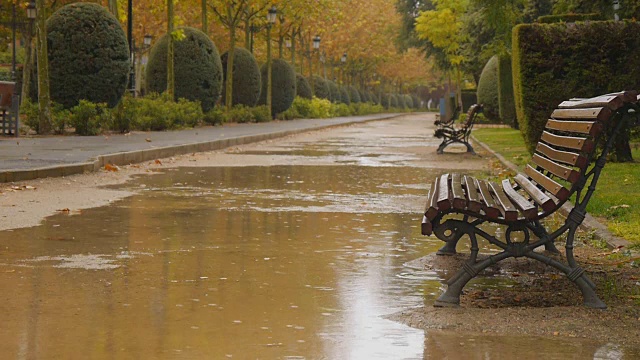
[226,26,236,110]
[278,35,283,59]
[201,0,208,35]
[36,0,51,134]
[290,29,296,69]
[167,0,175,100]
[244,18,250,49]
[21,23,34,104]
[266,25,273,116]
[108,0,118,16]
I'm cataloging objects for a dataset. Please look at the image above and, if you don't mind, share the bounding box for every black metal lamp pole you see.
[11,3,17,81]
[128,0,135,95]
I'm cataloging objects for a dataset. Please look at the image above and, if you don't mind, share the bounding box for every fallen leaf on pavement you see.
[145,138,152,142]
[155,159,162,165]
[57,208,70,213]
[104,164,119,172]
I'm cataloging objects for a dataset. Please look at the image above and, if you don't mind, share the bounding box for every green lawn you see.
[473,128,640,246]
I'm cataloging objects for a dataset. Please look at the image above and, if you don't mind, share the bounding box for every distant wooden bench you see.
[421,91,639,309]
[434,104,482,154]
[434,105,460,127]
[0,81,20,137]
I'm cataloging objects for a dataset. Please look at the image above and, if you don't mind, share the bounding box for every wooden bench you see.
[421,91,639,309]
[0,81,20,137]
[434,104,482,154]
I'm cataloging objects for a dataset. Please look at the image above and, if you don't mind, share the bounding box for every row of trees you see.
[1,0,440,134]
[395,0,640,108]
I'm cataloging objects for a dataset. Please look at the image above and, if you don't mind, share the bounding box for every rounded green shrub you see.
[477,55,500,122]
[404,95,413,108]
[146,27,223,112]
[296,74,312,99]
[411,94,421,108]
[397,94,406,108]
[258,59,296,116]
[221,47,261,107]
[390,94,398,108]
[381,93,390,108]
[358,89,367,103]
[339,87,351,105]
[347,86,361,103]
[46,3,129,108]
[327,80,340,103]
[311,75,330,100]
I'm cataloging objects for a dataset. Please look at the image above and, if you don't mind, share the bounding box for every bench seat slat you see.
[513,173,558,213]
[524,165,570,202]
[540,131,594,152]
[463,175,482,212]
[451,173,466,209]
[476,179,501,219]
[531,154,581,183]
[550,107,612,122]
[545,119,602,137]
[437,174,452,210]
[536,142,588,169]
[489,181,519,221]
[424,177,440,221]
[501,179,538,219]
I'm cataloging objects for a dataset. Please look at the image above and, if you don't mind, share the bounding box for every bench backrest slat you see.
[550,107,613,121]
[545,119,602,137]
[513,174,557,213]
[531,154,581,183]
[524,164,570,202]
[540,131,594,152]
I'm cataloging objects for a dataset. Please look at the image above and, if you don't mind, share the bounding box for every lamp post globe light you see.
[266,5,277,116]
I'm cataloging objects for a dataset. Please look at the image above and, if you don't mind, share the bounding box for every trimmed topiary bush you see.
[497,54,516,128]
[358,89,367,103]
[258,59,296,116]
[146,27,223,112]
[537,13,602,23]
[390,94,398,108]
[347,86,361,103]
[513,21,640,158]
[47,3,129,108]
[397,94,406,108]
[296,74,312,99]
[221,47,261,107]
[381,93,390,109]
[411,94,421,109]
[311,75,330,100]
[477,55,500,122]
[339,87,350,105]
[404,95,413,109]
[327,80,340,103]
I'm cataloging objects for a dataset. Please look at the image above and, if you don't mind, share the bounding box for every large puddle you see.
[0,117,637,358]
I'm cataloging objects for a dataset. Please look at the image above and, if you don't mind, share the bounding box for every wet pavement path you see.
[0,114,635,359]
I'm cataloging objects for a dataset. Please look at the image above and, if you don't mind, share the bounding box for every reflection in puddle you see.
[0,165,437,359]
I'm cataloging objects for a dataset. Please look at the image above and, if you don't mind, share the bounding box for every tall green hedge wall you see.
[512,21,640,153]
[497,54,516,128]
[477,55,500,122]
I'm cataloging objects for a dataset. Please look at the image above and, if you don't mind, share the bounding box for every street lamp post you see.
[309,35,320,96]
[266,6,277,117]
[131,34,152,96]
[340,52,347,84]
[127,0,134,95]
[11,3,16,81]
